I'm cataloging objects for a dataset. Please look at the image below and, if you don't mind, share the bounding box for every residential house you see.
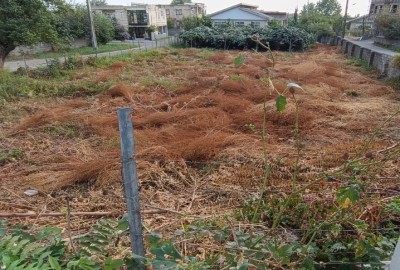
[369,0,399,14]
[259,11,288,26]
[158,3,206,29]
[208,3,272,28]
[92,4,168,39]
[347,15,374,36]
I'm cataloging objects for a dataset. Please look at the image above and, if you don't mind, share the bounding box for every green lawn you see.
[7,43,137,61]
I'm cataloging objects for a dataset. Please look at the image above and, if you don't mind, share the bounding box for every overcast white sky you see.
[73,0,371,16]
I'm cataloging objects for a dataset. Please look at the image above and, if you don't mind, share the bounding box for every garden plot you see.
[0,44,399,245]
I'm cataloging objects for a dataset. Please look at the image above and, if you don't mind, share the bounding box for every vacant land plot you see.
[1,44,399,267]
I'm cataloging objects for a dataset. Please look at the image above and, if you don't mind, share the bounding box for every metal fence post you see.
[117,108,145,262]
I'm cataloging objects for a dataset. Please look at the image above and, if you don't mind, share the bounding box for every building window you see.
[391,4,398,13]
[235,21,245,27]
[166,9,170,15]
[378,5,383,13]
[251,21,261,27]
[214,21,227,27]
[176,9,182,15]
[127,10,148,25]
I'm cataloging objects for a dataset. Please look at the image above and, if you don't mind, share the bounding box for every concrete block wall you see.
[9,39,88,57]
[333,36,399,78]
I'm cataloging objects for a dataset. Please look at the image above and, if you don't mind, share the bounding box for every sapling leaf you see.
[48,256,61,270]
[276,95,287,112]
[234,54,246,67]
[337,186,360,208]
[146,232,162,247]
[302,256,315,270]
[117,213,129,231]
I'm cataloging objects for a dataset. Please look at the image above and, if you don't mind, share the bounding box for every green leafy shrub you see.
[181,16,212,31]
[391,54,400,68]
[94,13,115,44]
[375,14,400,40]
[179,25,314,51]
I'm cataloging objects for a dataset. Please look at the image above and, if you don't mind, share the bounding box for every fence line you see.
[11,36,179,72]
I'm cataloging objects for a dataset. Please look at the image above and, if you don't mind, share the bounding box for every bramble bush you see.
[179,25,315,51]
[375,14,400,40]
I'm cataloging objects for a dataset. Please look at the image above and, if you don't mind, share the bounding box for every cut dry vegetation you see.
[1,44,400,268]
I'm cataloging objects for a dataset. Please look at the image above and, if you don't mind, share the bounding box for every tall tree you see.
[299,0,342,40]
[91,0,107,6]
[0,0,65,68]
[170,0,191,4]
[316,0,342,17]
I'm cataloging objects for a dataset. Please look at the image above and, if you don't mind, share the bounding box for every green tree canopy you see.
[316,0,342,17]
[170,0,192,4]
[92,0,107,6]
[0,0,66,68]
[299,0,342,40]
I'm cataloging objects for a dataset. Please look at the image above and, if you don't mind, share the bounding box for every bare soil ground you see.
[1,45,399,234]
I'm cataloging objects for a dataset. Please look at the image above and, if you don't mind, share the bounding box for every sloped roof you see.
[208,4,273,20]
[239,8,273,20]
[347,15,374,23]
[260,11,288,20]
[208,3,259,17]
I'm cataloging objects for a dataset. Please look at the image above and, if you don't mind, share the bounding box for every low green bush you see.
[375,14,400,40]
[391,54,400,69]
[179,25,315,51]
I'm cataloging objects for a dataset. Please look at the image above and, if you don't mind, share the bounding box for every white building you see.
[158,3,206,29]
[92,3,168,39]
[208,3,273,28]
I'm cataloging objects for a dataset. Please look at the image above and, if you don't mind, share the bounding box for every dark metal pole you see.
[117,108,145,261]
[86,0,98,49]
[342,0,350,38]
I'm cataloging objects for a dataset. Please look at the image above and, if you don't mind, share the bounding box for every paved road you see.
[4,38,170,72]
[345,38,398,57]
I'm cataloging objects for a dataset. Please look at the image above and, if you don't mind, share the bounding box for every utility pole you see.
[86,0,98,49]
[342,0,350,38]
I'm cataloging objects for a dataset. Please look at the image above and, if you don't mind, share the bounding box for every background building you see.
[369,0,399,14]
[159,3,206,29]
[92,4,168,39]
[208,3,287,28]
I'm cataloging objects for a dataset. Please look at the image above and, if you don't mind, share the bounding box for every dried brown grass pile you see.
[219,80,248,93]
[135,107,231,131]
[103,84,133,101]
[4,45,399,196]
[27,155,120,190]
[245,55,273,69]
[170,132,241,161]
[110,62,128,70]
[82,115,119,137]
[11,100,88,134]
[207,52,233,65]
[233,65,266,79]
[138,160,196,191]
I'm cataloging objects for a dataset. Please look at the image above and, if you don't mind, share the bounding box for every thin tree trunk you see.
[0,45,13,69]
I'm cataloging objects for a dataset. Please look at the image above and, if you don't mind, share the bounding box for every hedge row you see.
[179,25,315,51]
